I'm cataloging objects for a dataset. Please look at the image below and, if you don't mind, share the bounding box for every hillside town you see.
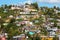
[0,2,60,40]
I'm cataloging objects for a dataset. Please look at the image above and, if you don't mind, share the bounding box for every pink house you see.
[1,37,6,40]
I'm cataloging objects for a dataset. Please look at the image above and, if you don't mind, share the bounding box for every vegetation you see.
[31,2,38,10]
[0,3,60,40]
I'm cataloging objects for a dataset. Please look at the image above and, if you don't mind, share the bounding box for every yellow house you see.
[41,36,53,40]
[5,18,10,23]
[47,37,53,40]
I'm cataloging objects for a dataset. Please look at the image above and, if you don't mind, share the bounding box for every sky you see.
[0,0,60,8]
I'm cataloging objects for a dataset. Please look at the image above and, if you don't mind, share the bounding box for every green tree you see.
[31,2,38,10]
[10,18,15,23]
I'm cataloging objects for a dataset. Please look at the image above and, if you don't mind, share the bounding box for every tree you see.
[54,6,57,9]
[53,36,59,40]
[8,5,12,9]
[53,13,58,27]
[35,36,41,40]
[10,18,15,23]
[1,4,8,9]
[0,19,4,24]
[25,3,29,5]
[4,23,21,40]
[31,2,38,10]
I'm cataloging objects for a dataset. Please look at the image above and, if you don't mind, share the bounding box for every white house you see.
[49,31,56,36]
[47,27,58,31]
[58,34,60,40]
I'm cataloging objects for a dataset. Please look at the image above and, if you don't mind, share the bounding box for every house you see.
[3,23,8,26]
[57,23,60,26]
[57,19,60,22]
[23,20,33,26]
[0,16,1,18]
[24,4,37,12]
[56,29,60,34]
[41,36,54,40]
[15,15,22,19]
[48,18,54,20]
[54,9,60,13]
[30,10,38,14]
[49,31,56,36]
[13,34,26,40]
[0,33,7,40]
[9,15,14,18]
[58,34,60,40]
[47,27,58,32]
[19,11,38,20]
[19,9,38,15]
[11,5,23,10]
[11,6,20,10]
[5,18,10,23]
